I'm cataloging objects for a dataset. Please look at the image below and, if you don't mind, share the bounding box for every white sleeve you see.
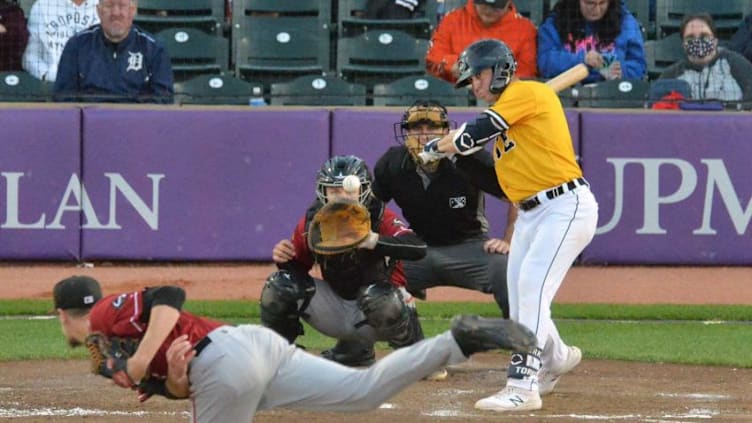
[21,2,49,80]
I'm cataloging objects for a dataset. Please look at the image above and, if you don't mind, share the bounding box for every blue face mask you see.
[684,37,715,59]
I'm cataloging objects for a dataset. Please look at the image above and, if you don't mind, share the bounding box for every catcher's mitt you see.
[85,333,140,388]
[308,199,371,255]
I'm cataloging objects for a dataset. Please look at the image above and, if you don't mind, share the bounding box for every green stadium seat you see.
[156,28,229,81]
[134,0,225,36]
[270,74,366,106]
[0,71,52,102]
[372,74,470,106]
[174,74,264,105]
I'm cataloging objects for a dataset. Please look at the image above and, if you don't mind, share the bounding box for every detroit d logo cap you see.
[53,275,103,310]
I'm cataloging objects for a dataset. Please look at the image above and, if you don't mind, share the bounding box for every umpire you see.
[372,100,514,318]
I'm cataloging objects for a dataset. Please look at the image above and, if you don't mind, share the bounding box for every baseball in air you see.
[342,175,361,193]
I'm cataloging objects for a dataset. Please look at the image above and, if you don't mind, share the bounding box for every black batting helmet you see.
[455,39,517,94]
[315,155,373,205]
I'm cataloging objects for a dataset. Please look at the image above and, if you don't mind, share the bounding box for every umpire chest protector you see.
[305,200,391,300]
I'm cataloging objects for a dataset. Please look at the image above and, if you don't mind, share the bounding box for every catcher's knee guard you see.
[357,283,423,348]
[260,270,315,344]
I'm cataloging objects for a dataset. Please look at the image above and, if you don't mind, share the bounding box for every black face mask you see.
[684,37,716,59]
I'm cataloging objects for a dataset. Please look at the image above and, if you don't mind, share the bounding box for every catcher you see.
[263,155,437,373]
[53,275,537,422]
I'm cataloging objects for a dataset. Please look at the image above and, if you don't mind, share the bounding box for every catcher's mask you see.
[316,155,373,205]
[455,39,517,95]
[393,100,452,172]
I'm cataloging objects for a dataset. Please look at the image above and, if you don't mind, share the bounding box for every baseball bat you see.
[545,63,589,93]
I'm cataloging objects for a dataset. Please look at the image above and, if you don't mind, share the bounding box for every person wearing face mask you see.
[425,0,538,83]
[537,0,646,84]
[372,100,515,321]
[660,13,752,104]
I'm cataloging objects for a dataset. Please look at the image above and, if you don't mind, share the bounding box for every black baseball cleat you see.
[450,315,537,357]
[321,339,376,367]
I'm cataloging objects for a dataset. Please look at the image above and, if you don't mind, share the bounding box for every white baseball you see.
[342,175,361,193]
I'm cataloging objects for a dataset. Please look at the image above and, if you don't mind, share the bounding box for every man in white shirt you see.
[22,0,99,82]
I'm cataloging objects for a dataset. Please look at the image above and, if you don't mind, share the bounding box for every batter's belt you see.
[518,178,589,211]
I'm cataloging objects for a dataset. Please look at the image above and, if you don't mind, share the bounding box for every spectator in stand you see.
[727,13,752,65]
[366,0,425,19]
[22,0,99,82]
[660,13,752,103]
[0,0,29,71]
[426,0,537,83]
[537,0,646,84]
[53,0,173,103]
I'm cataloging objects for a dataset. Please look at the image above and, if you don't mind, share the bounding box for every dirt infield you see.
[1,263,751,422]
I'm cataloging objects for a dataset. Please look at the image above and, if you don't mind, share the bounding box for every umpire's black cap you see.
[53,275,102,310]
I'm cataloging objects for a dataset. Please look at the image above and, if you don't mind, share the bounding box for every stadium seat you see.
[337,30,428,88]
[270,74,366,106]
[623,0,654,39]
[0,71,51,102]
[232,0,332,85]
[644,33,683,80]
[578,79,650,108]
[514,0,545,26]
[655,0,752,39]
[19,0,34,15]
[156,28,229,81]
[372,74,470,106]
[134,0,225,36]
[557,86,583,108]
[338,0,433,39]
[174,74,264,105]
[647,78,691,106]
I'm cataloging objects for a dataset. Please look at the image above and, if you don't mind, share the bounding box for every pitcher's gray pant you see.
[189,324,467,422]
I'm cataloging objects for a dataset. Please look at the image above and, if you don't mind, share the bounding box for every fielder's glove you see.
[308,199,371,255]
[85,333,140,388]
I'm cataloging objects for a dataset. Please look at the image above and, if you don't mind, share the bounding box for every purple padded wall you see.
[0,108,81,260]
[81,108,329,260]
[581,110,752,264]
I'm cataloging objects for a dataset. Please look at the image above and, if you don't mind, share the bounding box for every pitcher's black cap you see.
[53,275,102,310]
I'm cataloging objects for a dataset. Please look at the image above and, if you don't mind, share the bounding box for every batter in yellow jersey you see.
[486,80,582,203]
[419,39,599,413]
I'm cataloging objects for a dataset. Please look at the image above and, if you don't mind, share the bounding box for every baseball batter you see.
[53,275,537,422]
[420,39,599,411]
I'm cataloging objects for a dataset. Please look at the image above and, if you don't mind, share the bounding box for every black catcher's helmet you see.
[455,39,517,94]
[316,155,373,205]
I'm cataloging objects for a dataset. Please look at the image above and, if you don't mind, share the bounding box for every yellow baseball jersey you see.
[486,80,582,203]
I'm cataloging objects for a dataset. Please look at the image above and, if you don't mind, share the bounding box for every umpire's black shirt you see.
[372,146,506,246]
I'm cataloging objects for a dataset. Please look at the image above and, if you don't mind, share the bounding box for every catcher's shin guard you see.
[357,283,421,347]
[260,270,315,344]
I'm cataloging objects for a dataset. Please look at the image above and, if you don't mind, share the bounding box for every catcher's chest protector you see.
[319,251,391,300]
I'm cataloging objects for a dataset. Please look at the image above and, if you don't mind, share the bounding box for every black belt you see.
[519,178,588,212]
[194,336,212,357]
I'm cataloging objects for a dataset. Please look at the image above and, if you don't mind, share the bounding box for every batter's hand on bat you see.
[417,138,446,164]
[484,238,510,255]
[272,239,295,263]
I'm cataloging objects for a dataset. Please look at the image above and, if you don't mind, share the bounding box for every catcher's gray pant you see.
[302,278,416,345]
[402,236,509,317]
[188,324,467,422]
